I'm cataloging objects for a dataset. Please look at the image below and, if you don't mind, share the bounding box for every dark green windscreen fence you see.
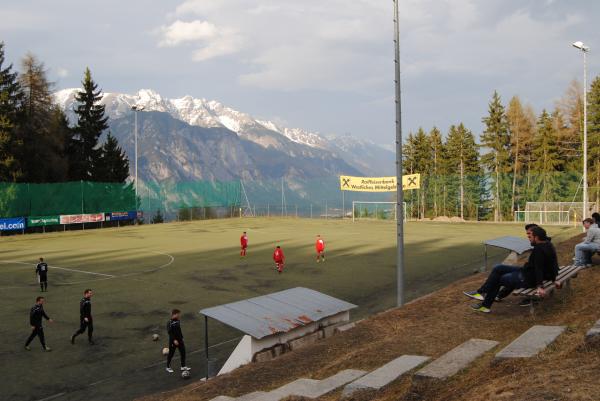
[0,180,243,219]
[0,182,137,217]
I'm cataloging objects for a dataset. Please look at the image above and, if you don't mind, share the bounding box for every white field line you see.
[0,260,115,277]
[0,251,175,289]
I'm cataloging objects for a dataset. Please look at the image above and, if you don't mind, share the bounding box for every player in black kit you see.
[25,296,53,351]
[166,309,190,373]
[35,257,49,292]
[71,289,94,345]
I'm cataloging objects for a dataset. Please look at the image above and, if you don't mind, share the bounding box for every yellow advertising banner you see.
[339,174,420,192]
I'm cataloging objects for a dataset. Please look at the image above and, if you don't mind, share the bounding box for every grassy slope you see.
[0,219,577,401]
[140,232,599,401]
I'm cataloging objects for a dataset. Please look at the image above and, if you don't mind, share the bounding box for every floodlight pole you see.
[132,105,144,211]
[583,48,589,219]
[572,42,590,220]
[393,0,405,306]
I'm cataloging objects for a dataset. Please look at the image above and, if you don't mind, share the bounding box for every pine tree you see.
[18,53,68,182]
[557,80,583,172]
[0,42,24,182]
[43,107,70,181]
[412,127,432,218]
[445,124,482,219]
[480,91,511,221]
[429,127,444,217]
[588,75,600,208]
[69,68,109,181]
[506,96,535,213]
[531,110,562,201]
[96,132,130,183]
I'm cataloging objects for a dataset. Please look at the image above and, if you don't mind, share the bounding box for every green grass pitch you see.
[0,218,578,401]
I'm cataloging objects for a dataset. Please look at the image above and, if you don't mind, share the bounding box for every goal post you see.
[352,201,407,222]
[514,202,595,226]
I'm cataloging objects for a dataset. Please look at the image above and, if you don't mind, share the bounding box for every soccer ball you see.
[182,370,191,379]
[152,334,160,341]
[162,347,169,356]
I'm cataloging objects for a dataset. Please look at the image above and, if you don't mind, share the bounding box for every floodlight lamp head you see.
[572,41,590,52]
[132,105,145,111]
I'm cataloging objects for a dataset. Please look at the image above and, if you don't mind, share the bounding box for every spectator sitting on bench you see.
[464,226,558,313]
[592,212,600,228]
[574,218,600,268]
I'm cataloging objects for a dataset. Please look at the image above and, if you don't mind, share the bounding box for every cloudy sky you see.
[1,0,598,145]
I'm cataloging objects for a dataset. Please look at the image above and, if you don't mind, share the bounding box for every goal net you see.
[514,202,595,226]
[352,201,407,222]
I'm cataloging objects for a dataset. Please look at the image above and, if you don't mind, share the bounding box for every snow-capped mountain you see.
[54,88,393,175]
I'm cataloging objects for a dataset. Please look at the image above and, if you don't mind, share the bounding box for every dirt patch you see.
[137,232,600,401]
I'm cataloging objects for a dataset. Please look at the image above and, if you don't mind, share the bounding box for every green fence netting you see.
[0,181,137,217]
[0,180,243,219]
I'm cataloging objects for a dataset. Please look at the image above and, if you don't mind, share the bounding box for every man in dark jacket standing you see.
[25,296,53,351]
[71,289,94,345]
[464,226,558,313]
[35,257,49,292]
[166,309,190,373]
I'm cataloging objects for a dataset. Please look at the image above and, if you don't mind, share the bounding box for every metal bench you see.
[512,265,583,313]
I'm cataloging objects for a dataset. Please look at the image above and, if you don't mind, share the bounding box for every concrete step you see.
[495,325,565,359]
[585,319,600,347]
[342,355,430,397]
[211,370,366,401]
[235,392,268,401]
[415,339,499,380]
[300,369,367,399]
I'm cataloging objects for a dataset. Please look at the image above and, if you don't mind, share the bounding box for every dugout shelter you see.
[200,287,356,377]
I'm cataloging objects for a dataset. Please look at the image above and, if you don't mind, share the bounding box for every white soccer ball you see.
[162,347,169,356]
[182,370,191,379]
[152,334,160,341]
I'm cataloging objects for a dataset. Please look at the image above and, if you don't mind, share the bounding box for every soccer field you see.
[0,218,578,401]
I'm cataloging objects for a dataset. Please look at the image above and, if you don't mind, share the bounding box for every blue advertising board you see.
[106,211,137,221]
[0,217,26,231]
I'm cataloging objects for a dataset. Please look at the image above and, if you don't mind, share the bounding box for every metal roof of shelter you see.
[199,287,357,339]
[484,236,532,254]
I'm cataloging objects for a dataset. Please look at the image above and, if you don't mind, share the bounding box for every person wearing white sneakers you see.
[166,309,190,373]
[574,218,600,268]
[464,226,558,313]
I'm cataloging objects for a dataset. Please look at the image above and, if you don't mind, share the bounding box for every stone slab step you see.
[235,391,269,401]
[585,319,600,346]
[342,355,430,397]
[415,339,499,380]
[299,369,367,399]
[495,325,565,359]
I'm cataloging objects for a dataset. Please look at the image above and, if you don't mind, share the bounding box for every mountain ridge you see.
[54,88,395,177]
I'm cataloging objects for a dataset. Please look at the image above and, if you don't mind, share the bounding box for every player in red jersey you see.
[273,246,285,273]
[240,231,248,257]
[315,235,325,263]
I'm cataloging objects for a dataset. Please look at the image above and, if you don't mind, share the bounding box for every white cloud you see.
[158,20,218,47]
[157,19,242,61]
[157,0,586,92]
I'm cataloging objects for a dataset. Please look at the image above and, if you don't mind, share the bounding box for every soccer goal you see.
[352,201,407,222]
[514,202,596,226]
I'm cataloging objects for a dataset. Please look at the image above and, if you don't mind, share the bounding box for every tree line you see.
[403,77,600,221]
[0,42,129,185]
